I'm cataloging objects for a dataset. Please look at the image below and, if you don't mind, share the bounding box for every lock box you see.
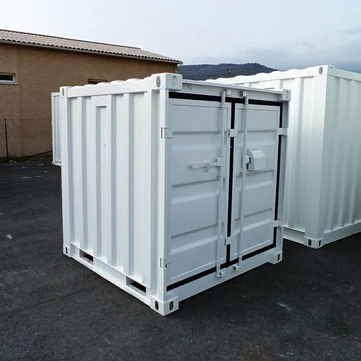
[247,148,266,171]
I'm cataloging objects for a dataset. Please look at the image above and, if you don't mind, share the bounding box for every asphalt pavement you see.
[1,162,361,361]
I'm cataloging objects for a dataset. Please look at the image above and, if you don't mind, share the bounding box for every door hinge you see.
[160,258,170,268]
[272,220,283,228]
[277,128,288,136]
[161,128,173,139]
[225,234,238,245]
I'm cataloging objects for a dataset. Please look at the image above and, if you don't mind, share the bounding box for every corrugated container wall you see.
[51,92,61,166]
[211,65,361,248]
[59,73,289,314]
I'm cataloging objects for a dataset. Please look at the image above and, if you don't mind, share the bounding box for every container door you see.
[166,98,231,287]
[229,103,281,260]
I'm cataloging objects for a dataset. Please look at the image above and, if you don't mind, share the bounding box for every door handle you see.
[191,158,222,171]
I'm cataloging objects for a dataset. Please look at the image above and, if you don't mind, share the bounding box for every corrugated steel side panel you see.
[267,76,323,234]
[212,65,361,245]
[60,81,165,289]
[323,75,361,233]
[51,92,61,166]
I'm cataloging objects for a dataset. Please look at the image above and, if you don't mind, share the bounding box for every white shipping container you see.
[211,65,361,248]
[59,73,289,315]
[51,92,61,166]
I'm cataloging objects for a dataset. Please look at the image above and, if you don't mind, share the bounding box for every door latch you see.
[191,157,222,171]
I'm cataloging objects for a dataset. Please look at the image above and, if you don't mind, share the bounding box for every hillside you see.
[178,63,276,80]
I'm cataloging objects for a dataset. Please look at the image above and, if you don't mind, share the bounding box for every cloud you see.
[343,26,361,36]
[184,30,361,73]
[293,41,318,51]
[245,48,289,64]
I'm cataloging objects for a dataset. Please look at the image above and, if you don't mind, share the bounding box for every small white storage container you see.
[59,73,289,315]
[212,65,361,248]
[51,92,61,166]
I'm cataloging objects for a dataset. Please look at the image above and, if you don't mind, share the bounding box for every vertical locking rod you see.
[237,93,249,263]
[216,91,227,277]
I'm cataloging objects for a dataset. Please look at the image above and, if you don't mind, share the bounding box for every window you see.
[0,73,15,83]
[88,79,107,85]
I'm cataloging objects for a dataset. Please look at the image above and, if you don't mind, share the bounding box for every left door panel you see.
[166,98,231,286]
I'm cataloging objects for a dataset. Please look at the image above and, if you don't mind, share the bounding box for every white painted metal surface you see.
[51,92,61,166]
[59,73,288,315]
[211,65,361,248]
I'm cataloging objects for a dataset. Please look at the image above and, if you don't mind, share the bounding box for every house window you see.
[88,79,107,85]
[0,73,15,83]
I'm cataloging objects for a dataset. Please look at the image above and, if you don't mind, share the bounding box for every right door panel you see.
[230,104,281,259]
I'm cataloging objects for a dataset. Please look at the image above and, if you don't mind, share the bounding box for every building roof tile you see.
[0,29,181,64]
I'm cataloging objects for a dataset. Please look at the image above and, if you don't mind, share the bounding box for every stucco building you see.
[0,29,180,158]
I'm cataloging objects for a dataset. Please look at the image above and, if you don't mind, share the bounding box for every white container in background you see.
[211,65,361,248]
[59,73,289,315]
[51,92,61,166]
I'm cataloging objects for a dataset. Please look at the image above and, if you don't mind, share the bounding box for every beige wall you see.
[0,43,177,158]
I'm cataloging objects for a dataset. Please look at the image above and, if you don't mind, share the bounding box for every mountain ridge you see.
[178,63,276,80]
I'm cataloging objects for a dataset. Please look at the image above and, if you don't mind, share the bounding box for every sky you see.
[1,0,361,71]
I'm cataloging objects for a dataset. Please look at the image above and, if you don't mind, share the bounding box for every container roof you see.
[0,29,181,64]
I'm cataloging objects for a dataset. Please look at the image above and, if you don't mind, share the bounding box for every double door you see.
[167,94,281,287]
